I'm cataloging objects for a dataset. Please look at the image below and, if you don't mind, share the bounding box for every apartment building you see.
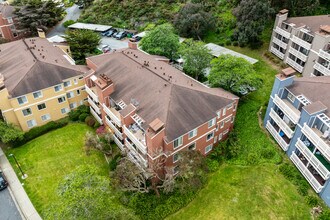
[84,47,238,174]
[0,3,20,41]
[264,67,330,206]
[0,37,89,131]
[269,9,330,77]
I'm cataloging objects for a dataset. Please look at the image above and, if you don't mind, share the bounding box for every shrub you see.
[294,179,309,196]
[225,39,231,46]
[206,158,219,172]
[77,105,90,114]
[63,19,76,28]
[232,41,238,46]
[109,154,121,171]
[79,113,89,122]
[94,121,101,129]
[247,152,259,165]
[68,110,81,121]
[319,210,330,220]
[279,163,297,180]
[304,196,319,207]
[261,148,275,159]
[85,116,96,127]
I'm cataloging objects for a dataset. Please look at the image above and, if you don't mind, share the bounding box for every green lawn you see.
[5,123,110,217]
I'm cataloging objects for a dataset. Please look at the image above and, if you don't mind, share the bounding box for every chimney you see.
[128,41,138,50]
[37,28,46,38]
[275,9,289,27]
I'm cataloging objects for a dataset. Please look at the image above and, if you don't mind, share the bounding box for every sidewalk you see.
[0,148,42,220]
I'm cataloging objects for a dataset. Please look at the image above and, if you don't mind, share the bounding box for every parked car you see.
[78,4,84,9]
[106,29,117,37]
[114,31,127,40]
[0,170,8,191]
[238,86,248,96]
[129,35,142,42]
[101,30,111,36]
[101,45,111,53]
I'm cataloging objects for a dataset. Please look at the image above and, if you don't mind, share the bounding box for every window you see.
[287,92,295,103]
[208,118,215,128]
[66,91,74,99]
[220,121,224,128]
[61,108,69,114]
[37,103,46,110]
[217,111,221,118]
[173,136,183,149]
[33,91,43,99]
[233,104,236,111]
[69,102,77,109]
[79,76,84,80]
[27,119,36,128]
[54,85,63,92]
[73,79,78,85]
[218,133,223,141]
[225,117,231,123]
[22,108,32,116]
[206,132,214,141]
[173,166,179,175]
[17,96,27,105]
[7,17,13,23]
[231,116,235,123]
[79,100,84,105]
[227,103,233,109]
[222,107,227,116]
[63,81,71,87]
[41,114,50,121]
[173,153,179,163]
[58,96,66,103]
[188,128,197,139]
[188,143,196,150]
[223,129,229,134]
[77,89,81,95]
[205,145,212,154]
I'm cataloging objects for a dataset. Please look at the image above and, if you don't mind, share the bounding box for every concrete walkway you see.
[0,148,42,220]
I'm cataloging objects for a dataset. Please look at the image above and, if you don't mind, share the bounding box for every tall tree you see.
[14,0,64,34]
[140,23,180,60]
[233,0,274,48]
[208,54,261,94]
[64,29,101,64]
[179,39,212,80]
[173,3,214,40]
[270,0,320,16]
[0,121,24,144]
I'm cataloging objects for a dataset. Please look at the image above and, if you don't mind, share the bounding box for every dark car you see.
[78,4,84,9]
[114,31,127,40]
[129,35,142,42]
[0,171,8,191]
[106,29,117,37]
[101,30,111,36]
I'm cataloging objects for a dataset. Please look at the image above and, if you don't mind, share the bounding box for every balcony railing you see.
[113,134,124,151]
[269,108,294,138]
[85,85,99,102]
[301,124,330,162]
[123,126,147,154]
[290,152,323,193]
[296,139,330,180]
[285,57,304,73]
[90,106,103,125]
[102,103,121,127]
[270,46,285,60]
[105,117,123,140]
[273,94,300,124]
[125,140,148,167]
[291,35,312,50]
[274,26,291,39]
[87,97,101,115]
[313,62,330,76]
[288,47,308,62]
[273,37,288,49]
[266,121,289,151]
[319,49,330,61]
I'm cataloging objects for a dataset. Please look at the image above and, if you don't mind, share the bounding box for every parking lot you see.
[100,36,129,50]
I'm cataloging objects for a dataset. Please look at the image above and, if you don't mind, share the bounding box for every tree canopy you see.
[174,3,214,40]
[270,0,321,16]
[232,0,274,48]
[64,29,101,64]
[14,0,64,35]
[179,39,212,80]
[208,54,261,94]
[0,121,24,144]
[140,23,180,60]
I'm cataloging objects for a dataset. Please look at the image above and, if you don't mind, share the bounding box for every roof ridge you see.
[39,60,86,74]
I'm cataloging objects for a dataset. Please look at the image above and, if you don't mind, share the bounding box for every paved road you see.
[47,4,82,37]
[0,188,22,220]
[100,37,129,50]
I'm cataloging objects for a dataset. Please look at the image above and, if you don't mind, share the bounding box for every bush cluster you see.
[279,163,309,196]
[68,105,90,121]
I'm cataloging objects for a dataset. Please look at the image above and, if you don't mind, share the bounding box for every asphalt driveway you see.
[0,188,22,220]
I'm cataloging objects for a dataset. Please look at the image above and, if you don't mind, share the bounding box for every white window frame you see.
[69,102,77,109]
[173,153,179,163]
[223,129,229,135]
[17,96,28,105]
[76,89,81,95]
[287,91,295,103]
[63,80,71,87]
[41,114,51,121]
[218,133,223,141]
[73,79,78,85]
[208,118,216,128]
[173,136,183,149]
[188,142,196,150]
[227,103,233,109]
[58,96,66,103]
[206,131,214,141]
[217,110,221,119]
[61,107,69,114]
[188,128,197,139]
[22,108,32,116]
[173,165,179,175]
[205,145,213,154]
[222,107,227,116]
[220,121,224,128]
[27,119,36,128]
[231,116,235,123]
[233,103,237,112]
[54,84,63,92]
[37,103,46,111]
[67,91,74,99]
[32,91,43,99]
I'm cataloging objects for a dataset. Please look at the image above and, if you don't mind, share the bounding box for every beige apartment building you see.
[0,37,89,131]
[84,46,238,173]
[269,9,330,76]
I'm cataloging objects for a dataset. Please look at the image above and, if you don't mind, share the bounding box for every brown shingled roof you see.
[0,4,15,18]
[87,49,237,142]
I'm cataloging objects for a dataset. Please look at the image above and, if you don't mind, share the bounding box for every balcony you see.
[274,26,291,39]
[270,46,285,59]
[102,103,121,127]
[301,124,330,162]
[266,121,289,151]
[319,49,330,61]
[273,37,288,50]
[113,134,124,151]
[87,97,101,115]
[90,106,103,125]
[85,85,99,102]
[291,35,312,50]
[285,57,304,73]
[313,62,330,76]
[296,139,330,180]
[269,108,294,138]
[288,47,308,62]
[273,94,300,124]
[290,152,324,193]
[105,116,123,140]
[125,140,148,167]
[123,125,147,154]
